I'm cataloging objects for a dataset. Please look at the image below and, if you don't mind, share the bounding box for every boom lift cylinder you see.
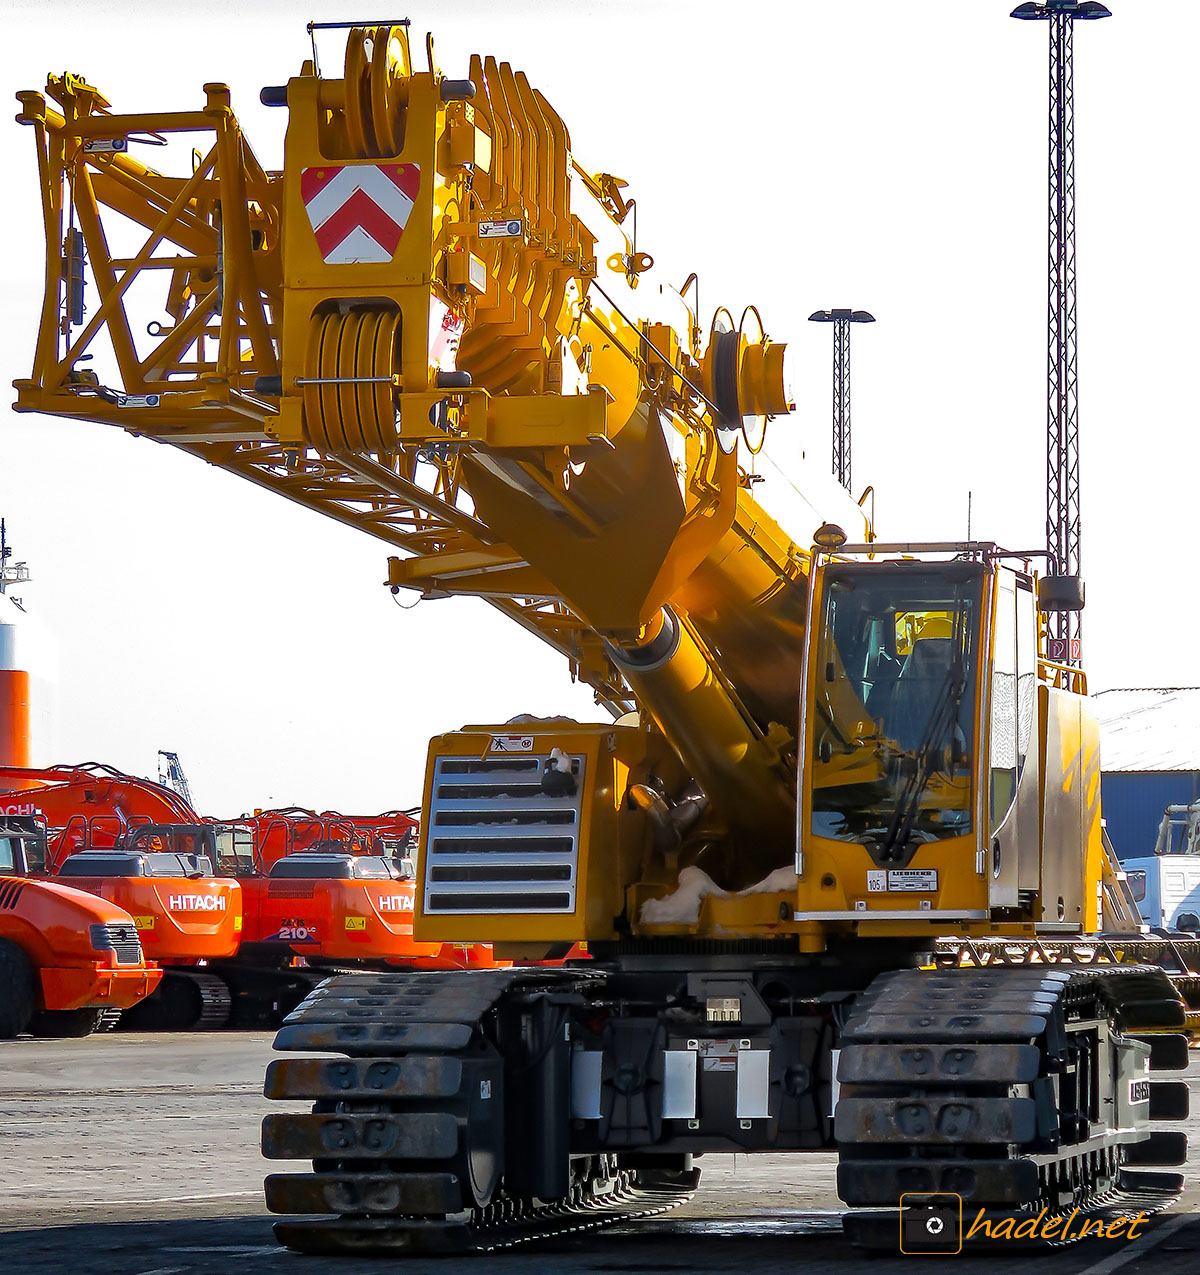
[610,608,795,885]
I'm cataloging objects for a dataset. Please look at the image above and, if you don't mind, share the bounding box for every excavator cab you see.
[0,814,47,875]
[209,821,258,877]
[116,822,219,869]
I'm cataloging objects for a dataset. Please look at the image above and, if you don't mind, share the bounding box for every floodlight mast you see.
[808,309,874,494]
[1011,1,1111,665]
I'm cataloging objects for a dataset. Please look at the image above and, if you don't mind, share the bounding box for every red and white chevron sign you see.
[300,163,421,265]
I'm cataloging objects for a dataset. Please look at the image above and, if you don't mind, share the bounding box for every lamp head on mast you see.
[1010,3,1111,20]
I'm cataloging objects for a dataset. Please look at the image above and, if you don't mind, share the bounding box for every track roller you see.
[119,969,232,1031]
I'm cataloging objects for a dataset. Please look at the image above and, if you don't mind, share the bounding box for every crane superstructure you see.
[14,24,1188,1253]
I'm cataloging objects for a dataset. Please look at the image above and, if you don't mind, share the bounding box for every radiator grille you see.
[423,752,584,914]
[267,881,318,900]
[89,922,144,965]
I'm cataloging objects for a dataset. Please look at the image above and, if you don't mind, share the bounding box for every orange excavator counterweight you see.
[231,807,500,970]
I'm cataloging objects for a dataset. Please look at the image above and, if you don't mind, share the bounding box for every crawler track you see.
[261,968,698,1255]
[936,935,1200,1038]
[836,965,1190,1247]
[270,1161,699,1255]
[262,962,1188,1255]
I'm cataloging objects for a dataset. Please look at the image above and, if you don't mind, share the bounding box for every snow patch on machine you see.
[640,864,799,926]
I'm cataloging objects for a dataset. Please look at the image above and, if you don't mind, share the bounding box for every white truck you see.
[1122,803,1200,933]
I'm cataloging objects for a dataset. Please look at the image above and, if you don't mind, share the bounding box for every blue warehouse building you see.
[1094,688,1200,862]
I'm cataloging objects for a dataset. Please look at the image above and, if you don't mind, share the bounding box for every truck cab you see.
[1121,802,1200,933]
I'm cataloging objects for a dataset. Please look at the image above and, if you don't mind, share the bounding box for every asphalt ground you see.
[1,1034,1200,1275]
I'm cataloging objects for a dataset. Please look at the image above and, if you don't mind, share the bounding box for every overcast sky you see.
[1,1,1196,814]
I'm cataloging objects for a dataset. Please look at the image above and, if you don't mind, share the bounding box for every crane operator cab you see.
[807,561,982,854]
[798,542,1101,933]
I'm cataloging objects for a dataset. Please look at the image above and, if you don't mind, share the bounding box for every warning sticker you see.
[490,734,534,752]
[887,869,938,892]
[699,1040,738,1073]
[478,218,524,238]
[344,916,367,931]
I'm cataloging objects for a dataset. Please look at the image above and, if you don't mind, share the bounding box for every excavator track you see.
[119,968,233,1030]
[262,969,698,1255]
[836,965,1190,1248]
[189,969,234,1028]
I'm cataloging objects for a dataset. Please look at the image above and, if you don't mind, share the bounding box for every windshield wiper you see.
[879,658,969,862]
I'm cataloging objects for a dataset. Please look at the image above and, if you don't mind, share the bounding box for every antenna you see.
[0,518,32,597]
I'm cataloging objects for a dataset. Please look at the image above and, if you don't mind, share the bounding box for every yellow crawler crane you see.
[15,23,1189,1254]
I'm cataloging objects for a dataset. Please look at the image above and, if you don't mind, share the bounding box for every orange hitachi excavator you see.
[225,805,501,974]
[1,765,501,1027]
[0,813,161,1037]
[1,763,244,1026]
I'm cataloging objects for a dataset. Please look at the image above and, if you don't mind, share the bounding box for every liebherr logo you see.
[377,895,414,913]
[168,894,227,912]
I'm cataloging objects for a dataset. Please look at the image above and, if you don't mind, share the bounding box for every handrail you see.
[1037,657,1087,695]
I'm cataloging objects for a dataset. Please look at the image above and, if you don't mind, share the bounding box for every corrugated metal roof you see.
[1093,688,1200,773]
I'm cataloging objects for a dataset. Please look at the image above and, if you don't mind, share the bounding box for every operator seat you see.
[889,637,957,752]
